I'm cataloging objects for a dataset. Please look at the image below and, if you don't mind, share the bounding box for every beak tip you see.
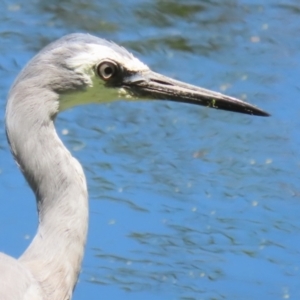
[252,108,270,117]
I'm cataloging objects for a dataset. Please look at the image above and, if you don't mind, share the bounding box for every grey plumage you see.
[0,33,269,300]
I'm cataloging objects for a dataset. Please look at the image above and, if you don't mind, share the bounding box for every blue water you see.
[0,1,300,299]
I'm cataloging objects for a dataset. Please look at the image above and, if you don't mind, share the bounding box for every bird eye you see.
[97,60,119,81]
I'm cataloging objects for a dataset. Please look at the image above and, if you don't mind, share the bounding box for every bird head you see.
[11,33,269,116]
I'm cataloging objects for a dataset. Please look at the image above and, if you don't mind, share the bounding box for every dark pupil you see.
[103,65,113,76]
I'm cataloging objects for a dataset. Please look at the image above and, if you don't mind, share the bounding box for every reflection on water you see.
[0,1,300,300]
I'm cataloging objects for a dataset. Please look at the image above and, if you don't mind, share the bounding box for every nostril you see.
[151,79,173,86]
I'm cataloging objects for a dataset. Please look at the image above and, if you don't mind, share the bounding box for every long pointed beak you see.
[122,70,269,116]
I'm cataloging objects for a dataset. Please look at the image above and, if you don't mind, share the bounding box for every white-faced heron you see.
[0,33,269,300]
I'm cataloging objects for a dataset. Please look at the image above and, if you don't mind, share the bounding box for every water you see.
[0,0,299,299]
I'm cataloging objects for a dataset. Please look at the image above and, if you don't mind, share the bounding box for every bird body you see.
[0,253,44,300]
[1,33,269,299]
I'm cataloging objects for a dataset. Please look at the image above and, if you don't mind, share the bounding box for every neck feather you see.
[6,89,88,300]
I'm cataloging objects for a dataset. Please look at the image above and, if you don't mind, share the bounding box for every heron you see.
[0,33,269,300]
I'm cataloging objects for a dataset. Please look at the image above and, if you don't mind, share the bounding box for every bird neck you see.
[6,90,88,300]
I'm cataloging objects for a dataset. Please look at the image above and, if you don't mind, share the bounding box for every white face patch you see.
[66,44,149,75]
[58,43,149,111]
